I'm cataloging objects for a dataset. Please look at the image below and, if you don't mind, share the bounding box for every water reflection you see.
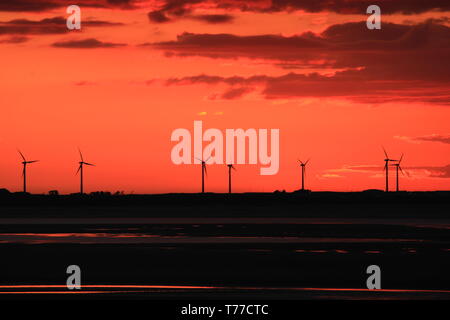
[0,233,426,244]
[1,284,450,299]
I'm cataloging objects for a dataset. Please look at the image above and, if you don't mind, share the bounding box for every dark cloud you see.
[155,31,324,48]
[165,69,450,105]
[52,38,126,48]
[149,21,450,79]
[0,0,138,12]
[0,17,123,36]
[0,36,29,43]
[415,135,450,144]
[146,0,450,23]
[148,6,234,24]
[81,19,124,27]
[166,74,268,86]
[399,134,450,144]
[220,87,254,99]
[150,0,244,24]
[147,31,326,61]
[192,14,234,24]
[265,0,450,15]
[106,0,137,9]
[0,0,60,12]
[153,20,450,105]
[151,21,450,59]
[428,165,450,178]
[3,0,448,15]
[406,165,450,178]
[0,17,67,35]
[147,0,195,23]
[148,10,171,23]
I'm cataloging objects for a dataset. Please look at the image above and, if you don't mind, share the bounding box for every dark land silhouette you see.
[0,189,448,218]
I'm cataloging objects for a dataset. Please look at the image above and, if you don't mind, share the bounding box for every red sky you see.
[0,0,449,194]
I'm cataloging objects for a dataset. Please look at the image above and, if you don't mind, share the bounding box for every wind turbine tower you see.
[391,153,405,192]
[297,159,310,191]
[18,150,39,193]
[227,164,236,194]
[77,149,95,194]
[196,157,210,193]
[383,148,398,192]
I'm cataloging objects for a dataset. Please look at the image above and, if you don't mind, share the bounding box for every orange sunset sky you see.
[0,0,449,194]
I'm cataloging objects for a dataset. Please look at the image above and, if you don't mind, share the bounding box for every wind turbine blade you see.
[382,147,388,158]
[204,164,208,177]
[399,166,405,176]
[205,156,211,163]
[78,148,84,162]
[28,160,39,163]
[18,150,26,161]
[84,162,95,166]
[399,153,404,164]
[76,164,82,175]
[232,165,236,171]
[305,158,310,165]
[383,163,387,171]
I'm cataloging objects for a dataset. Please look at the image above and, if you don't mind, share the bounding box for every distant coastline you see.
[0,190,448,219]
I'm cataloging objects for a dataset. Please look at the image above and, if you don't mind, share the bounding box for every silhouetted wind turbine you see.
[77,149,95,194]
[18,150,39,193]
[227,164,236,194]
[382,147,398,192]
[391,153,405,192]
[297,159,310,191]
[196,156,211,193]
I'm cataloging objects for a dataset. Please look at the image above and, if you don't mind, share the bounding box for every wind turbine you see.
[18,150,39,193]
[227,164,236,194]
[297,159,310,191]
[391,153,405,192]
[77,149,95,194]
[382,148,398,192]
[196,156,210,193]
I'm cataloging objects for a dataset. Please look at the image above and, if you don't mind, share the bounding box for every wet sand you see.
[0,192,449,299]
[0,222,449,299]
